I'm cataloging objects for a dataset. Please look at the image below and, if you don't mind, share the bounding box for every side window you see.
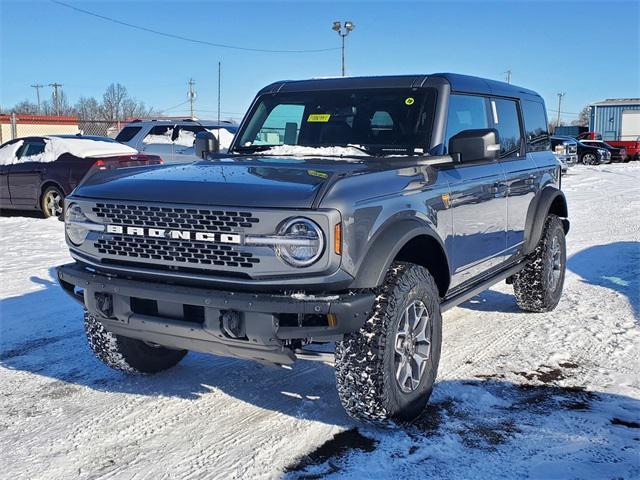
[143,125,175,145]
[174,125,206,147]
[253,104,305,146]
[444,94,489,153]
[491,98,522,157]
[16,139,46,160]
[521,100,550,152]
[115,126,142,143]
[0,139,24,165]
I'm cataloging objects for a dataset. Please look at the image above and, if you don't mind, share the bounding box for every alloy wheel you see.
[44,190,63,217]
[394,300,432,393]
[547,235,563,291]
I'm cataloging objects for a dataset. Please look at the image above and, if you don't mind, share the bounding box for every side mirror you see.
[449,128,500,163]
[194,131,219,159]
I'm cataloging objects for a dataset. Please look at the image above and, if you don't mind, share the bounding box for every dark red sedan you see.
[0,135,162,217]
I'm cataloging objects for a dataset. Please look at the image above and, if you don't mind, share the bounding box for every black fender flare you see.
[349,219,449,290]
[523,186,569,255]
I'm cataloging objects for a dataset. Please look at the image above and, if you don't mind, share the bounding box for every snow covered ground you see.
[1,164,638,479]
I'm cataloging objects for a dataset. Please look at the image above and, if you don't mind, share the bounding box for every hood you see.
[73,157,372,208]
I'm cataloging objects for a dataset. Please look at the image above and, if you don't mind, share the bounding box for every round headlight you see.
[65,202,89,246]
[275,218,324,267]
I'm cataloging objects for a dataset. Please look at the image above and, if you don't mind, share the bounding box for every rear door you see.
[8,138,47,207]
[490,97,537,258]
[137,124,175,163]
[438,94,508,288]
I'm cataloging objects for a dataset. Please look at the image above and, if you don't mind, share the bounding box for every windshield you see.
[234,88,436,156]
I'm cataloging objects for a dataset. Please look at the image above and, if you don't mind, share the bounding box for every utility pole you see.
[188,78,196,119]
[504,70,512,84]
[556,92,566,132]
[217,62,221,125]
[49,83,63,116]
[332,21,355,77]
[30,84,44,112]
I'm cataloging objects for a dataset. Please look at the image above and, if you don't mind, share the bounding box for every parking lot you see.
[1,162,638,479]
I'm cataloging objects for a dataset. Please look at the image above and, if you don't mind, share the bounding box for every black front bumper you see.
[57,262,374,364]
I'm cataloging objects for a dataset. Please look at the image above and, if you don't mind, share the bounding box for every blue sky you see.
[1,0,638,123]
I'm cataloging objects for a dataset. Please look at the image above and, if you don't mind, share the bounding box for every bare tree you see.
[571,106,590,127]
[10,100,41,115]
[75,96,102,121]
[101,83,129,121]
[41,90,74,116]
[7,83,156,122]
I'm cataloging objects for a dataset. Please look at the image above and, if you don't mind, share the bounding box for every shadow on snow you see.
[567,241,640,320]
[1,252,639,478]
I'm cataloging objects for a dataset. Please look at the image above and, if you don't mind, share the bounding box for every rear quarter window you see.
[522,100,550,152]
[115,126,142,143]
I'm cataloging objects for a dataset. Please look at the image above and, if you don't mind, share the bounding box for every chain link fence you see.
[0,114,125,143]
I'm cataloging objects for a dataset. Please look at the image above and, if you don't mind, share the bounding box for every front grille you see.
[95,235,260,268]
[91,203,259,232]
[568,145,577,154]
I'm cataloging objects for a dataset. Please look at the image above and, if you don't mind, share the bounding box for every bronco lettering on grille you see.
[106,225,241,244]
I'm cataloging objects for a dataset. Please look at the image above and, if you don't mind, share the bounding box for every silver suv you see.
[115,119,238,163]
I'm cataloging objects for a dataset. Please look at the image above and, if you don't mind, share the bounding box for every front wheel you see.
[512,215,566,312]
[84,310,187,373]
[335,262,442,422]
[41,186,64,218]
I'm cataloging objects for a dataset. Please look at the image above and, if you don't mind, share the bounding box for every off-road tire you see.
[335,262,442,422]
[512,215,566,312]
[84,310,187,373]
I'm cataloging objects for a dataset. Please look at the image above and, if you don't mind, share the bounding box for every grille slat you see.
[92,203,258,233]
[90,203,261,271]
[95,236,260,269]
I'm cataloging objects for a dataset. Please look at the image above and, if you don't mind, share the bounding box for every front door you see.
[0,139,23,207]
[8,138,47,207]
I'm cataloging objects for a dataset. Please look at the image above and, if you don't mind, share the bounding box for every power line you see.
[159,100,191,113]
[52,1,339,54]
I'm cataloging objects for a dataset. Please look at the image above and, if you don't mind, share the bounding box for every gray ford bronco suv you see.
[57,74,569,421]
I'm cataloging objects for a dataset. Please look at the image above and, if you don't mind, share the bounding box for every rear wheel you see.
[335,262,442,422]
[512,215,566,312]
[41,186,64,218]
[84,310,187,373]
[581,152,598,165]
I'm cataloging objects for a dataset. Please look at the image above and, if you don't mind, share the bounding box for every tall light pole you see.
[332,20,355,77]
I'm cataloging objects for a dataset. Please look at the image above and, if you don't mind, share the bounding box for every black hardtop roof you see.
[258,73,541,101]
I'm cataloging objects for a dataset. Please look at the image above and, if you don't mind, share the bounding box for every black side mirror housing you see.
[194,130,219,159]
[448,128,500,163]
